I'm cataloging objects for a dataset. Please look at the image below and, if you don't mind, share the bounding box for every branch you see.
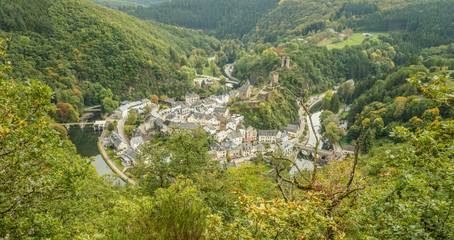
[276,177,289,202]
[272,154,309,181]
[346,118,367,190]
[301,103,320,182]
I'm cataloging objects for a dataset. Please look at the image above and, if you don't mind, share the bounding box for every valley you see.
[0,0,453,239]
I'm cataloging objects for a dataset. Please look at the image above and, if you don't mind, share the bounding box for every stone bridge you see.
[296,145,341,160]
[60,120,106,131]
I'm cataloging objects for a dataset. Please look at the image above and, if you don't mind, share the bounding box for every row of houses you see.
[104,90,303,166]
[112,99,152,119]
[103,131,145,166]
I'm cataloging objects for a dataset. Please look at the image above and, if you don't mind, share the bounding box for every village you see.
[101,56,354,173]
[101,64,308,169]
[102,88,303,168]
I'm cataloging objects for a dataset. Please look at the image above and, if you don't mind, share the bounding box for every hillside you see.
[0,0,218,111]
[245,0,431,43]
[91,0,166,9]
[122,0,278,39]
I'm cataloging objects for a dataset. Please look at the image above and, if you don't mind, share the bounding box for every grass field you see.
[114,160,124,171]
[326,32,390,50]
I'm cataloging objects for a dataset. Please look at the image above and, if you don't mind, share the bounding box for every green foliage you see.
[134,178,210,240]
[136,128,218,194]
[354,1,454,57]
[101,97,119,114]
[233,90,299,130]
[123,0,278,39]
[126,109,137,125]
[0,79,107,238]
[207,196,336,239]
[92,0,165,9]
[0,0,219,107]
[351,119,454,239]
[324,121,342,144]
[53,102,80,123]
[234,40,394,96]
[108,122,115,131]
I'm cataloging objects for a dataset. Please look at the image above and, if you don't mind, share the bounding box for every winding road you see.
[98,126,136,185]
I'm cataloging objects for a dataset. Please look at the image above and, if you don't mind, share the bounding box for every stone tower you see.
[269,71,279,86]
[281,56,291,68]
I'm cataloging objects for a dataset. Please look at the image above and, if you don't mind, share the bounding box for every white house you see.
[258,130,279,144]
[215,130,228,142]
[104,131,128,154]
[226,121,236,131]
[130,136,144,151]
[206,115,220,126]
[226,131,243,145]
[240,142,253,157]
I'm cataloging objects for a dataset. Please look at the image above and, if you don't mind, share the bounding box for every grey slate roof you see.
[227,131,243,140]
[241,142,253,150]
[210,141,225,151]
[121,149,138,163]
[258,129,278,137]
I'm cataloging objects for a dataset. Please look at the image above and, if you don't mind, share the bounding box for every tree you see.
[101,97,119,114]
[352,119,454,239]
[324,122,342,144]
[55,102,79,123]
[130,178,210,240]
[360,127,373,154]
[137,128,218,194]
[160,95,168,101]
[107,122,115,131]
[0,79,94,238]
[329,93,340,112]
[98,88,113,102]
[219,75,226,85]
[126,109,137,125]
[321,90,333,110]
[320,110,335,123]
[150,94,159,104]
[422,107,440,122]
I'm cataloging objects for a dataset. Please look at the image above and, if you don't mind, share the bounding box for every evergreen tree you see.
[360,127,373,154]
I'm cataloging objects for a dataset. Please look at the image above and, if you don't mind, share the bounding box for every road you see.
[117,116,131,148]
[98,126,136,185]
[292,93,326,146]
[224,63,240,84]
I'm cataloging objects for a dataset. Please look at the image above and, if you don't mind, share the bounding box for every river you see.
[67,113,125,185]
[306,111,323,148]
[290,110,323,174]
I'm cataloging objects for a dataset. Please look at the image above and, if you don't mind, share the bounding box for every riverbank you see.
[97,125,136,185]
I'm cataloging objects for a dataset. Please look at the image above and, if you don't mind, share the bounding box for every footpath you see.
[98,126,136,185]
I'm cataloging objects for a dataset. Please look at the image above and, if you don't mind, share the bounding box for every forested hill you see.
[121,0,279,39]
[91,0,166,9]
[244,0,431,43]
[0,0,218,108]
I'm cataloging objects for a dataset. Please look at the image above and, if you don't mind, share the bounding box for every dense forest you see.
[232,37,394,95]
[120,0,278,39]
[0,0,218,119]
[91,0,166,9]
